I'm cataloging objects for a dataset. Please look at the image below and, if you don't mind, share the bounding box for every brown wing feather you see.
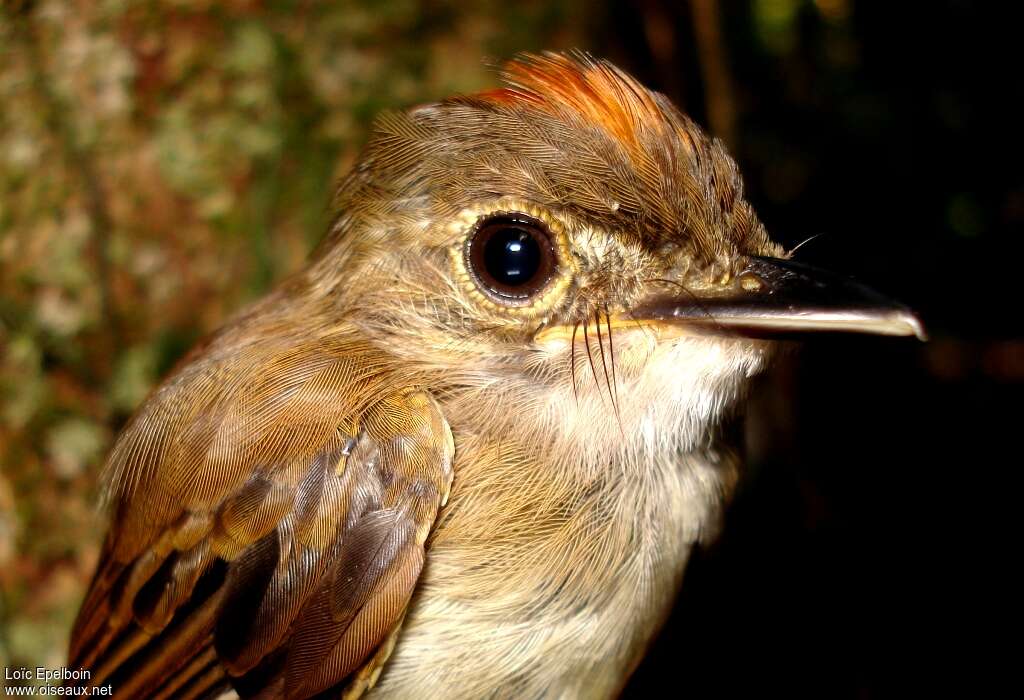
[69,324,454,699]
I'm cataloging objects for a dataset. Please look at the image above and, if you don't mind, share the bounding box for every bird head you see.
[295,52,922,455]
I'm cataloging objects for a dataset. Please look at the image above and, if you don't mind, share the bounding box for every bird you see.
[67,51,924,699]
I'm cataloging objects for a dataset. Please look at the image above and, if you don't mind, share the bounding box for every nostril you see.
[737,271,766,293]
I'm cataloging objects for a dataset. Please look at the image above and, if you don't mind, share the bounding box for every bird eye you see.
[466,214,557,304]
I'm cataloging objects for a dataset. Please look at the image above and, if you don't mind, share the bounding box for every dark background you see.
[1,1,1016,696]
[615,2,1019,697]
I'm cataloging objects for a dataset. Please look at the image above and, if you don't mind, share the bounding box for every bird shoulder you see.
[69,314,454,699]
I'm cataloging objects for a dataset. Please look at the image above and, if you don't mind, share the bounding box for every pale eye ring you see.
[465,213,557,304]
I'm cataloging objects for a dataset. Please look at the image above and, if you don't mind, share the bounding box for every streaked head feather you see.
[477,51,679,154]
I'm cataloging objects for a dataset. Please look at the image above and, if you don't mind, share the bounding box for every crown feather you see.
[479,51,680,152]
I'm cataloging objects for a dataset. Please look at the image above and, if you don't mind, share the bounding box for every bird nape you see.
[67,51,922,700]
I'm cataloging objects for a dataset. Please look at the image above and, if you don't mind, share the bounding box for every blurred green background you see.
[0,0,1017,696]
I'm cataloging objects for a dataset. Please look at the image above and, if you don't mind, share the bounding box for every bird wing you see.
[69,331,454,699]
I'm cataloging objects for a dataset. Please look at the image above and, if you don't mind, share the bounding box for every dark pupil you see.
[483,227,541,286]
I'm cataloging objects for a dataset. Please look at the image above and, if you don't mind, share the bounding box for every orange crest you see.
[476,52,674,151]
